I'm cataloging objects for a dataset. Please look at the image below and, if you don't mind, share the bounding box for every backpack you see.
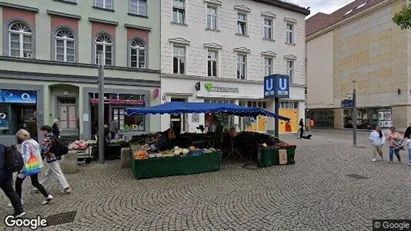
[4,145,24,172]
[52,136,69,156]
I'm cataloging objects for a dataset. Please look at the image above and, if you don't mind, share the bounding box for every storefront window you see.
[0,104,9,135]
[343,108,391,129]
[0,89,37,138]
[113,108,145,131]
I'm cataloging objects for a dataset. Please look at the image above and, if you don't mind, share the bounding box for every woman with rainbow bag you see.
[8,129,53,206]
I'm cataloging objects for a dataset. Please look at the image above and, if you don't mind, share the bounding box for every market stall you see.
[125,102,291,179]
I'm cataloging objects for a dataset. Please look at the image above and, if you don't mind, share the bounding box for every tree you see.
[393,4,411,30]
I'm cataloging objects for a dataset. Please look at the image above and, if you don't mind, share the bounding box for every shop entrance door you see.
[58,98,78,136]
[170,98,187,133]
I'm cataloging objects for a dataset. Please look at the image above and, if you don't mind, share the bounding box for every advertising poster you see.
[0,89,36,104]
[279,149,288,165]
[383,112,392,121]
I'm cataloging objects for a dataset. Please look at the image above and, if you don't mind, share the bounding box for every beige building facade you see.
[306,0,411,131]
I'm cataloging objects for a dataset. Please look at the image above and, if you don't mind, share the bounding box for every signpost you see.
[341,90,357,146]
[98,52,105,164]
[264,74,290,138]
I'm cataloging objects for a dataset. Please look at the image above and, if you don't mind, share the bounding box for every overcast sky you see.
[288,0,354,17]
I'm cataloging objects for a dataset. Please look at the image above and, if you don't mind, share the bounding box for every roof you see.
[125,102,290,120]
[306,0,385,37]
[253,0,310,15]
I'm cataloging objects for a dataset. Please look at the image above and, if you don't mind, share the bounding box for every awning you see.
[125,102,290,120]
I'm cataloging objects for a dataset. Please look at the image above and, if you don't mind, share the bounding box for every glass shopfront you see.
[90,93,145,135]
[344,107,392,129]
[0,89,37,139]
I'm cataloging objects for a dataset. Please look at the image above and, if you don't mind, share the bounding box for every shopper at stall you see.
[109,117,119,139]
[369,126,385,162]
[12,129,53,205]
[387,127,402,163]
[52,119,60,137]
[40,125,72,194]
[0,143,25,217]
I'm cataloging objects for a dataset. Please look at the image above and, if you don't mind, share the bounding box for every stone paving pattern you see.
[1,130,411,230]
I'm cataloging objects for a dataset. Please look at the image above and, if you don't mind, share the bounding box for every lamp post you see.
[352,88,357,146]
[98,51,105,164]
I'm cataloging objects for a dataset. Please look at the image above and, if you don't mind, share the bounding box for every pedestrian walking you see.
[298,118,304,139]
[0,143,25,217]
[40,125,72,194]
[10,129,53,206]
[387,127,402,163]
[369,126,385,162]
[109,117,119,139]
[52,119,60,137]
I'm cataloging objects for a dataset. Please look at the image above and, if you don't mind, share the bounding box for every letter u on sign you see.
[279,78,288,90]
[265,79,274,91]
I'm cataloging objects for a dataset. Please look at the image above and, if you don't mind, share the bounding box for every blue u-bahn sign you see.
[264,74,290,99]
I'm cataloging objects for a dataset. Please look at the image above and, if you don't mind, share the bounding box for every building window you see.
[207,50,218,77]
[286,60,294,82]
[286,23,294,44]
[237,54,246,80]
[95,34,113,65]
[55,28,75,62]
[280,101,298,109]
[173,46,185,74]
[129,0,147,16]
[94,0,113,10]
[237,13,247,35]
[130,38,146,68]
[264,57,272,76]
[264,18,273,40]
[8,22,33,58]
[172,0,185,24]
[206,5,217,30]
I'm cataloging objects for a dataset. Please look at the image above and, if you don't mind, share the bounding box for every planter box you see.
[131,152,222,179]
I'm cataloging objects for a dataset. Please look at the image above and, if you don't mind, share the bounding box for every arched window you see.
[9,22,32,58]
[95,34,113,65]
[130,38,146,68]
[55,28,75,62]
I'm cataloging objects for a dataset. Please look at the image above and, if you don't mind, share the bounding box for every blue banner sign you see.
[264,74,290,99]
[0,89,36,104]
[341,99,353,109]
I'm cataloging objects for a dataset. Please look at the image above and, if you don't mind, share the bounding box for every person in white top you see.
[369,126,385,162]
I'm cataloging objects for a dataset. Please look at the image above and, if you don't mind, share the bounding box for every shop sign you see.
[90,98,144,105]
[202,82,239,93]
[0,89,36,104]
[264,75,290,99]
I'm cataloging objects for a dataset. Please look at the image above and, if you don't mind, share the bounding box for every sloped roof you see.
[306,0,385,37]
[254,0,310,15]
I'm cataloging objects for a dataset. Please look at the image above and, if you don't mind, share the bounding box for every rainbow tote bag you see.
[23,145,41,176]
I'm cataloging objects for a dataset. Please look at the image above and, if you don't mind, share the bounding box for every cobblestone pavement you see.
[1,131,411,230]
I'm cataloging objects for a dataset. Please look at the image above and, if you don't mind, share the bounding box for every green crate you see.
[258,146,296,167]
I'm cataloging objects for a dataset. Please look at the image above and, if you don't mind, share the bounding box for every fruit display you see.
[69,140,89,150]
[134,151,148,160]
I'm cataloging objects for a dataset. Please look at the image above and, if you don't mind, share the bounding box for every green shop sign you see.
[204,83,239,93]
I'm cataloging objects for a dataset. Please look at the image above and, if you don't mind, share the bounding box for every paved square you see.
[1,130,411,230]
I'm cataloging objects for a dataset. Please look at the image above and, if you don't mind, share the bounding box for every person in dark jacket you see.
[0,143,25,218]
[404,123,411,139]
[299,119,304,139]
[52,119,60,137]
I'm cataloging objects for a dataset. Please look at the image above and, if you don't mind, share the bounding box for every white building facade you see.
[160,0,309,134]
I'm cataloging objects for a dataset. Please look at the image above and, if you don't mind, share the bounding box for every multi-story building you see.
[160,0,309,134]
[0,0,161,145]
[306,0,411,131]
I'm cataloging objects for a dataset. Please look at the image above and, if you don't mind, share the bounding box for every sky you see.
[288,0,355,17]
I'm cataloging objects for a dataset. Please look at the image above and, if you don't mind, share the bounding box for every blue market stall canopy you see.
[125,102,290,120]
